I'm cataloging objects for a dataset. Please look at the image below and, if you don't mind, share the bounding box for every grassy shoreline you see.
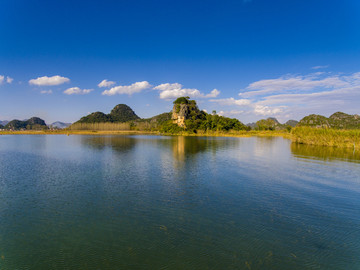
[1,128,359,150]
[0,129,291,138]
[291,127,360,150]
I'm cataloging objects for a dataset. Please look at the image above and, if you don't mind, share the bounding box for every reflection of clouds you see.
[291,143,360,163]
[253,137,291,161]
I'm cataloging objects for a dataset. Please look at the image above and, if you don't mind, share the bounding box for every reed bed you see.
[69,122,131,131]
[292,127,360,149]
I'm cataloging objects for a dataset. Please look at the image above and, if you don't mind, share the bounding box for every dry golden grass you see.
[291,127,360,149]
[0,128,291,138]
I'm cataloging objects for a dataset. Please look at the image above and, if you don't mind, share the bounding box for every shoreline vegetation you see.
[1,97,359,150]
[1,128,359,150]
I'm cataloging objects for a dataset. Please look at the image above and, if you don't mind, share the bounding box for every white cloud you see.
[0,75,4,84]
[257,86,360,106]
[98,79,116,88]
[102,81,151,96]
[6,76,13,84]
[40,90,53,94]
[206,89,221,98]
[253,105,284,116]
[312,65,329,70]
[64,87,93,95]
[29,75,70,86]
[209,97,251,106]
[241,73,348,97]
[154,83,220,99]
[218,110,245,117]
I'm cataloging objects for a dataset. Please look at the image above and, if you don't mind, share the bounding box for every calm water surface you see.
[0,135,359,269]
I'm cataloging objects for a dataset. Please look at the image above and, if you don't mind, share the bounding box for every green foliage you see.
[0,124,4,129]
[77,112,110,123]
[172,112,249,132]
[159,121,185,134]
[285,120,299,127]
[175,104,180,113]
[329,112,360,129]
[255,119,277,130]
[254,117,292,131]
[147,112,172,124]
[76,104,140,124]
[173,97,190,104]
[298,114,330,128]
[297,112,360,129]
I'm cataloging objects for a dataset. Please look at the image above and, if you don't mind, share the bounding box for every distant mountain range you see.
[0,118,71,130]
[49,121,72,129]
[246,118,299,130]
[4,117,48,130]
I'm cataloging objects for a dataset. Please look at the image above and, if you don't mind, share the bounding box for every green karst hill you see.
[253,117,298,131]
[4,117,48,130]
[70,97,249,133]
[77,104,139,124]
[109,104,140,122]
[298,112,360,129]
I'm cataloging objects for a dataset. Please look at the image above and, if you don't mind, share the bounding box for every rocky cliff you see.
[171,97,201,128]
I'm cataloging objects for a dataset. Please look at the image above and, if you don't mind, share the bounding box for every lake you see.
[0,135,359,269]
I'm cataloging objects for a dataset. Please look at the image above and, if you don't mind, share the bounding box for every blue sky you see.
[1,0,360,124]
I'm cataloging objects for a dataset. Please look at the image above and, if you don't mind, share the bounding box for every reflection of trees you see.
[291,143,360,163]
[80,136,137,152]
[80,135,241,162]
[166,136,240,163]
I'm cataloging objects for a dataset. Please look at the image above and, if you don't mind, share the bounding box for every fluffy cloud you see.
[253,105,284,116]
[98,79,116,88]
[102,81,151,96]
[154,83,220,99]
[64,87,93,95]
[29,75,70,86]
[0,75,13,84]
[6,76,13,84]
[209,97,251,106]
[40,90,53,94]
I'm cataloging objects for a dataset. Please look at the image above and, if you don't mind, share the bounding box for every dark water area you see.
[0,135,359,269]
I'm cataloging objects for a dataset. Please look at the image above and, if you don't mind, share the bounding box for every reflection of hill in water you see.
[80,135,240,159]
[80,136,137,152]
[157,136,240,161]
[291,143,360,163]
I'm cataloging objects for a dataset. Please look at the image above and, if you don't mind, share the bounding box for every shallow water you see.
[0,135,359,269]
